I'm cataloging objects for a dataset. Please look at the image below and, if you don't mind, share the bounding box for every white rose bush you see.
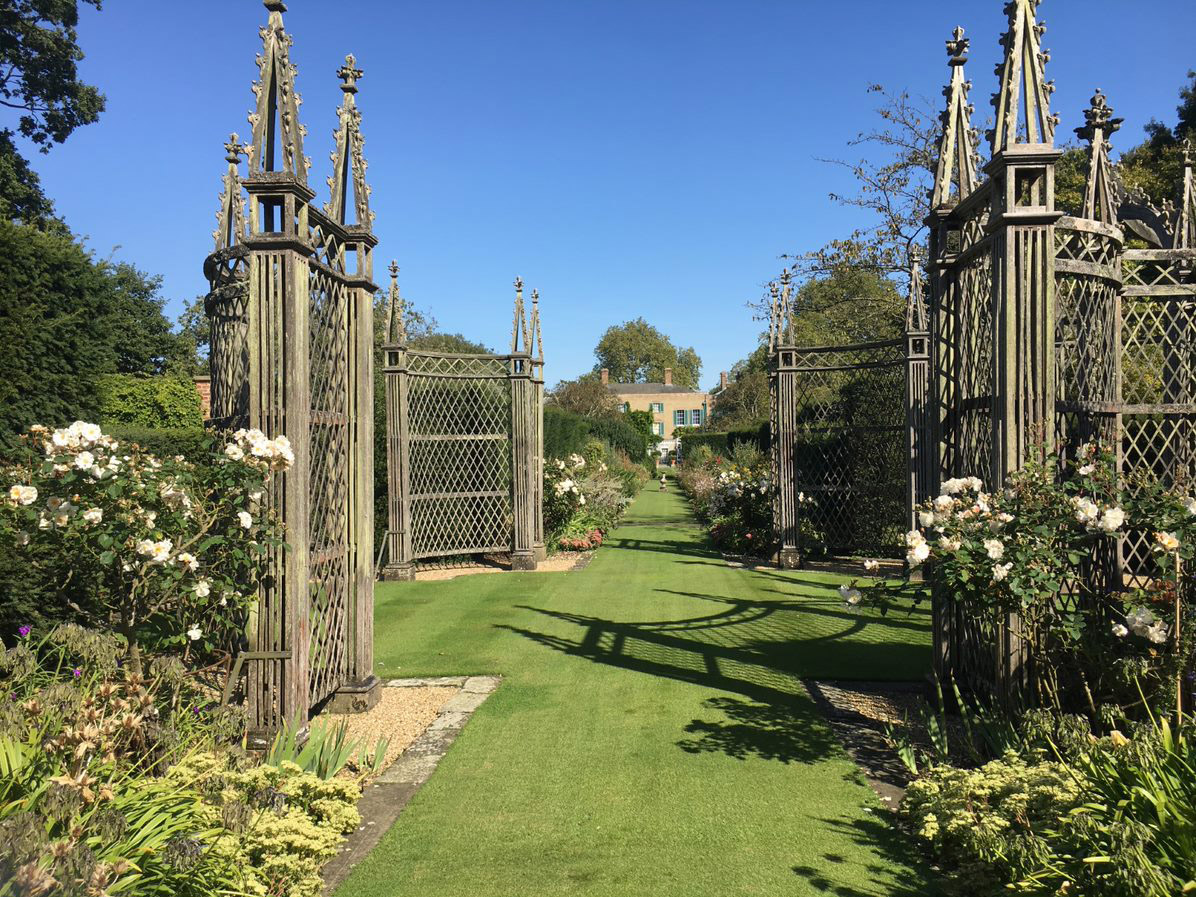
[855,443,1196,715]
[0,422,290,672]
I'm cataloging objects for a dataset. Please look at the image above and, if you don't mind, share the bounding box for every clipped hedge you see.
[102,424,212,460]
[97,373,204,430]
[680,422,768,458]
[545,406,653,465]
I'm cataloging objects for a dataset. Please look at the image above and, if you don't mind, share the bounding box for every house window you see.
[692,408,704,426]
[620,402,630,413]
[673,409,686,427]
[650,402,664,413]
[654,422,664,436]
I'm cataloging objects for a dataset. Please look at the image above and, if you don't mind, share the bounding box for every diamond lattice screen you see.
[784,341,906,556]
[407,353,513,558]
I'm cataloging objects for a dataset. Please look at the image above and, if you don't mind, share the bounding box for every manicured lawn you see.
[337,488,938,897]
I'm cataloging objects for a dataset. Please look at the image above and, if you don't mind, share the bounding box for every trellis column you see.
[509,354,539,571]
[332,227,380,712]
[905,250,933,530]
[381,264,416,582]
[242,175,315,744]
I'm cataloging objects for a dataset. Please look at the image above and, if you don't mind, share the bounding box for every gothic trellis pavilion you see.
[916,0,1196,699]
[379,273,545,580]
[204,0,379,740]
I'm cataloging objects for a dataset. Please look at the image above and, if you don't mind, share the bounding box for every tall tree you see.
[548,376,618,419]
[0,0,105,225]
[708,344,770,431]
[592,318,701,388]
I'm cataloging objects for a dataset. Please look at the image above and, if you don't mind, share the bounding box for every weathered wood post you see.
[531,290,547,563]
[238,0,315,741]
[328,54,380,712]
[769,272,802,569]
[509,278,539,571]
[381,263,416,582]
[905,249,933,532]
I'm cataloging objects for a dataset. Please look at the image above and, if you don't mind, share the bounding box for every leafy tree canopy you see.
[548,376,618,419]
[593,317,701,389]
[708,344,770,432]
[0,0,105,226]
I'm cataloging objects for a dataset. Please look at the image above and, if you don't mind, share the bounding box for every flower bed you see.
[544,440,647,553]
[0,422,381,896]
[675,443,775,557]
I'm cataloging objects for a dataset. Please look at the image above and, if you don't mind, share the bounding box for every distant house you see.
[602,367,725,457]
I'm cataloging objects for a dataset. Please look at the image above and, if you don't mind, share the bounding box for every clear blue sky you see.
[20,0,1196,390]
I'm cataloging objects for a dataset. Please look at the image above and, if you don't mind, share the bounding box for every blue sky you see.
[20,0,1196,390]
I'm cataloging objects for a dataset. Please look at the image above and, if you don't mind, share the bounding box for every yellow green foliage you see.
[164,752,361,897]
[902,751,1081,886]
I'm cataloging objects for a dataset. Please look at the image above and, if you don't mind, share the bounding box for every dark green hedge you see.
[544,406,653,467]
[680,422,768,458]
[104,424,212,460]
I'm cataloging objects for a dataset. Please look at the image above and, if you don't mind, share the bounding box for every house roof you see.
[605,382,705,396]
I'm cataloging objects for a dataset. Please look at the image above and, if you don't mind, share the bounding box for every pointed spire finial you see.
[337,54,363,94]
[906,247,928,334]
[988,0,1059,154]
[511,277,527,353]
[386,260,405,344]
[224,132,246,164]
[530,288,544,361]
[931,26,979,208]
[247,0,308,182]
[1076,89,1123,225]
[946,26,969,64]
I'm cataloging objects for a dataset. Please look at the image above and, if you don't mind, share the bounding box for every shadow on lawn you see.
[497,591,929,762]
[792,814,943,897]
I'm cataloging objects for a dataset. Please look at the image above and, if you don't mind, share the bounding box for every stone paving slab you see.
[322,676,501,893]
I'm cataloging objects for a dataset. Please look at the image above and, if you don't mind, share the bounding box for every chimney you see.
[719,371,729,391]
[663,367,673,386]
[600,368,609,385]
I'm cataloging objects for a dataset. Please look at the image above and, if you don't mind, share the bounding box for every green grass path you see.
[337,488,939,897]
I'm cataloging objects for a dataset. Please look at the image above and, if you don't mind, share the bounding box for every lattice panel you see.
[307,262,351,706]
[1122,298,1196,405]
[407,369,513,558]
[781,346,906,557]
[952,245,995,480]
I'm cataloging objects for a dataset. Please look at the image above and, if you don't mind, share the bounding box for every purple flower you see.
[72,667,82,679]
[17,625,30,638]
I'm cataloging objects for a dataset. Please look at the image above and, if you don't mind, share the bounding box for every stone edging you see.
[321,675,501,893]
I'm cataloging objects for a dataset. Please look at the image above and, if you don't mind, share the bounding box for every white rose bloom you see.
[74,451,95,469]
[908,542,931,565]
[186,626,202,642]
[51,429,72,448]
[177,552,199,572]
[1098,507,1125,532]
[238,511,253,529]
[983,539,1005,560]
[918,510,936,528]
[942,478,966,495]
[1155,531,1181,552]
[939,536,962,552]
[966,477,984,491]
[1146,623,1169,645]
[1072,497,1100,525]
[839,585,863,606]
[1111,622,1129,638]
[863,559,880,573]
[1185,496,1196,516]
[933,495,955,512]
[149,540,173,563]
[225,444,245,461]
[78,423,102,444]
[1126,607,1158,637]
[82,507,103,525]
[194,580,211,598]
[905,529,926,548]
[9,485,37,506]
[579,495,586,505]
[992,562,1012,582]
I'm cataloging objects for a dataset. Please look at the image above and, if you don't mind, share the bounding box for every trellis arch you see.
[203,0,378,743]
[379,275,545,580]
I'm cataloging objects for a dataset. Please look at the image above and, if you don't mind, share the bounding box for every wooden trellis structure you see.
[918,0,1196,699]
[203,1,378,743]
[379,275,545,580]
[768,273,910,567]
